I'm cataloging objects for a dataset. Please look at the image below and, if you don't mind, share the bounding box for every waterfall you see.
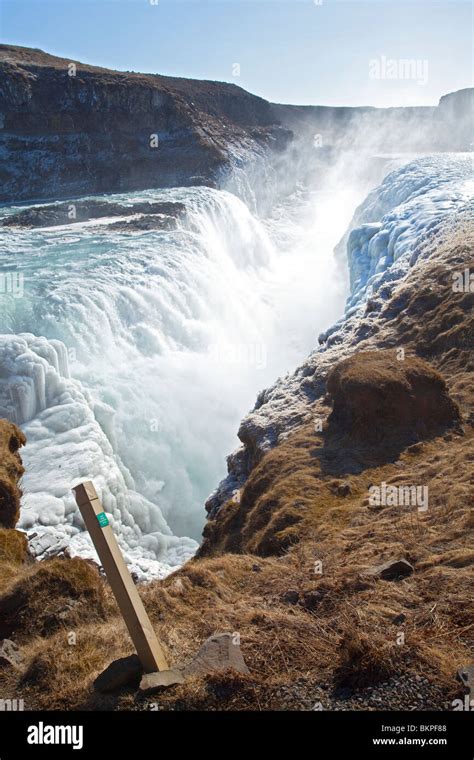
[0,187,280,577]
[0,159,389,578]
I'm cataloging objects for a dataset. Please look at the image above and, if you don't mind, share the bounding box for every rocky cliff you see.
[1,45,472,203]
[0,45,289,202]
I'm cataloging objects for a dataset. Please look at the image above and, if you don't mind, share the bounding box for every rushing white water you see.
[0,156,389,578]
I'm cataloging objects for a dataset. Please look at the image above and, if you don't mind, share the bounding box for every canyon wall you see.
[0,45,472,203]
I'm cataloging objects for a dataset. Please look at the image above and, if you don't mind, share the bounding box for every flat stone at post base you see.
[140,669,186,693]
[138,633,250,695]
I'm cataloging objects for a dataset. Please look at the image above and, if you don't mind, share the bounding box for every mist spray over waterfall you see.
[0,152,393,578]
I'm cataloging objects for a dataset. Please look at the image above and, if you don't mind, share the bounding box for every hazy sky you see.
[1,0,472,107]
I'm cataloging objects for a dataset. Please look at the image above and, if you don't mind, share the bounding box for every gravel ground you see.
[269,674,461,711]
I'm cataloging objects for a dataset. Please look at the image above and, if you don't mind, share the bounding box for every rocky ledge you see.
[2,199,186,230]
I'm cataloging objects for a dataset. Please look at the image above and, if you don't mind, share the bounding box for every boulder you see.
[457,664,474,698]
[367,559,414,581]
[330,480,352,497]
[0,639,23,669]
[28,531,70,561]
[94,654,143,693]
[301,590,323,611]
[280,590,300,605]
[139,633,250,695]
[392,613,407,625]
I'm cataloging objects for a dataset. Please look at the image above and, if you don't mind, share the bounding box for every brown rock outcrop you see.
[326,351,461,446]
[0,420,26,529]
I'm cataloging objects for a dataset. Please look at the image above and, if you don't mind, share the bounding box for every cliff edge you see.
[0,45,289,202]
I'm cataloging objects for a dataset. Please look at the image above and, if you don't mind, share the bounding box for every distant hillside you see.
[272,88,473,151]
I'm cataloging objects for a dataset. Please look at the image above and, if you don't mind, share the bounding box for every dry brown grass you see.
[0,557,109,641]
[0,528,29,565]
[1,420,471,710]
[0,365,472,710]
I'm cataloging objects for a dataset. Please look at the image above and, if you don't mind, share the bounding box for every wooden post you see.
[73,481,169,673]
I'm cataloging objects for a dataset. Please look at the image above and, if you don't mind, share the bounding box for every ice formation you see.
[0,334,197,579]
[345,155,473,313]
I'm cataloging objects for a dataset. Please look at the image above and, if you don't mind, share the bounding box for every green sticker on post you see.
[97,512,109,528]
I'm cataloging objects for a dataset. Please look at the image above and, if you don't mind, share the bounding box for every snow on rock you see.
[345,155,473,312]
